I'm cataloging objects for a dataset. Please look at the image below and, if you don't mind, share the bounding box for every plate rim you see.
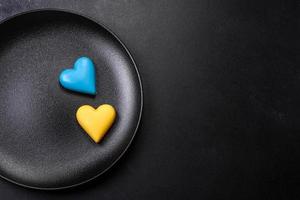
[0,8,143,190]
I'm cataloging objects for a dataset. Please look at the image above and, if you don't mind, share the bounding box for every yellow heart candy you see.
[76,104,116,143]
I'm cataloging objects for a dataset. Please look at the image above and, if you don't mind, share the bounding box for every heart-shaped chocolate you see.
[59,57,96,95]
[76,104,116,143]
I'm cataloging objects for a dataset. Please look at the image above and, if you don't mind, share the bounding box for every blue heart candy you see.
[59,57,96,95]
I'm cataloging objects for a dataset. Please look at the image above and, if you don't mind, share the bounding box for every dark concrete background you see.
[0,0,298,199]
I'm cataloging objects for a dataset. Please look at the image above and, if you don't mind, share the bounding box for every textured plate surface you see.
[0,10,142,189]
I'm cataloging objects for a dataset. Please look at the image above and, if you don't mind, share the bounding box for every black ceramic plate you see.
[0,10,142,189]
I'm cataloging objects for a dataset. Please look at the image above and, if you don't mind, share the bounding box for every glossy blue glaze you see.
[59,57,96,95]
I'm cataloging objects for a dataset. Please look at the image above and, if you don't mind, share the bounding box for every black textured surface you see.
[0,0,299,199]
[0,10,142,189]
